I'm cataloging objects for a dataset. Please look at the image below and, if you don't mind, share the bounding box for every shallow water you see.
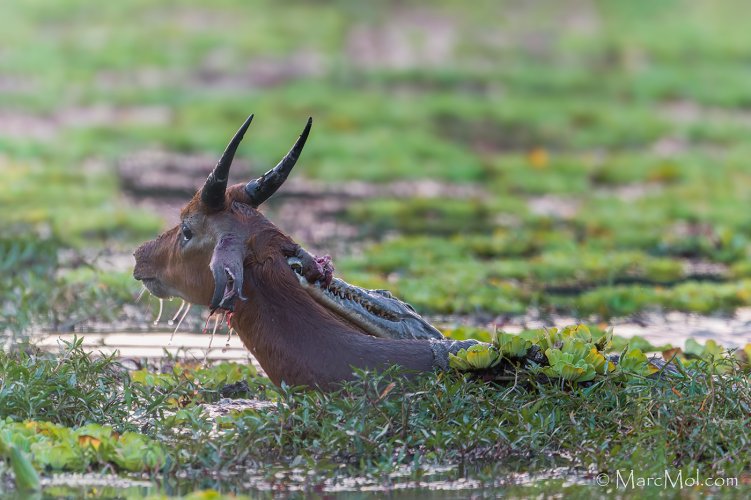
[5,463,585,498]
[36,307,751,367]
[15,461,747,499]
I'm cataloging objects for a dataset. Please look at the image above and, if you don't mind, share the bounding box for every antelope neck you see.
[227,253,439,389]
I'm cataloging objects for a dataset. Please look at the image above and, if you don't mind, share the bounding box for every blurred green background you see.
[3,0,751,340]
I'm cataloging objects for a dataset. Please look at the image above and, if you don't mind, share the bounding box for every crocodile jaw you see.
[287,257,444,341]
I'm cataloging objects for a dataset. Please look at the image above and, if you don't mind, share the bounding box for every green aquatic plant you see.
[496,332,531,358]
[735,343,751,372]
[0,420,167,473]
[9,446,40,492]
[448,324,660,384]
[449,344,502,370]
[455,324,751,381]
[543,349,597,382]
[684,338,724,359]
[112,432,167,471]
[542,339,615,383]
[615,347,660,377]
[537,328,614,382]
[583,346,613,375]
[518,324,605,352]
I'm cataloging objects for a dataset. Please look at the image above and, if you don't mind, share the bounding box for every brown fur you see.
[134,185,435,390]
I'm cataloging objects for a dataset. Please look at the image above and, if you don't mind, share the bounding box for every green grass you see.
[0,235,59,342]
[0,234,137,340]
[1,337,750,496]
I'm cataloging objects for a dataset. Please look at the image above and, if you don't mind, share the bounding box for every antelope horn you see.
[201,114,254,210]
[245,117,312,207]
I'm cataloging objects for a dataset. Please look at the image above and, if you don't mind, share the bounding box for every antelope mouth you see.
[136,277,175,300]
[287,256,444,341]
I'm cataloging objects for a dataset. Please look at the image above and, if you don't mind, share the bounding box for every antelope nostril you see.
[133,263,154,281]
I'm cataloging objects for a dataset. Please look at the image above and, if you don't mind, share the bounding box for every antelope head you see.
[133,115,443,341]
[132,115,311,313]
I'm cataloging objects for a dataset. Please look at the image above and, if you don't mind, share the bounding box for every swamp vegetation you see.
[2,0,751,497]
[1,333,751,498]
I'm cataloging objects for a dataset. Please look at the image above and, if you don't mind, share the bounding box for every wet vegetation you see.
[1,335,751,497]
[3,0,751,496]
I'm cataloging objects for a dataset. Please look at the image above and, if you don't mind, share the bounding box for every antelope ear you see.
[208,234,247,311]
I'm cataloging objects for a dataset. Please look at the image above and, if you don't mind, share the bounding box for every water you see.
[14,461,746,498]
[10,462,596,499]
[36,307,751,365]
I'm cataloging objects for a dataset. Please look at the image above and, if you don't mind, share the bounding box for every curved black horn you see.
[244,117,312,207]
[201,114,254,210]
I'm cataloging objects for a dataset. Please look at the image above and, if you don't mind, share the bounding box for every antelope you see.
[133,115,478,390]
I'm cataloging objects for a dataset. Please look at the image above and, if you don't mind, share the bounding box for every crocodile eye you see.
[181,224,193,242]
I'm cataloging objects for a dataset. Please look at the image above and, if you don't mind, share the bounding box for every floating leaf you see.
[113,432,166,472]
[735,343,751,370]
[34,421,73,442]
[560,324,592,343]
[448,350,471,371]
[617,347,658,376]
[561,339,591,360]
[449,344,500,371]
[562,361,596,382]
[543,349,596,382]
[684,338,704,358]
[10,446,40,492]
[585,347,614,374]
[662,347,683,363]
[77,435,101,450]
[30,439,86,471]
[464,344,501,369]
[495,333,531,358]
[184,490,227,500]
[531,327,560,352]
[702,339,723,359]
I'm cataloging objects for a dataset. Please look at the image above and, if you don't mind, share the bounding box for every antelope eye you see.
[181,224,193,242]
